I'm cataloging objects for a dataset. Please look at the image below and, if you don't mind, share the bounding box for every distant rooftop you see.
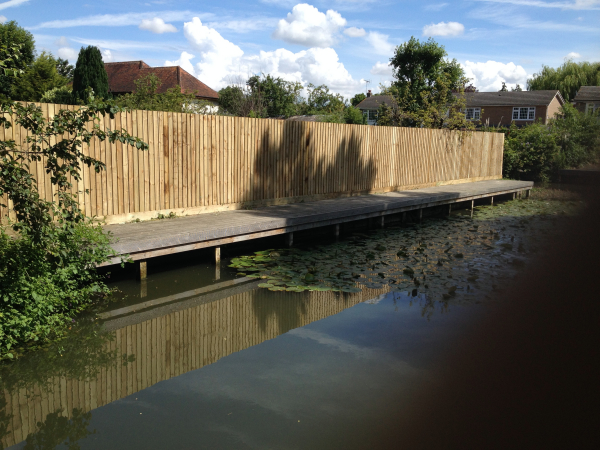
[104,60,219,100]
[463,90,563,107]
[573,86,600,102]
[356,95,395,110]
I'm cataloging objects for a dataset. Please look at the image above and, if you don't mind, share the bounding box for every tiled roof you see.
[463,90,562,107]
[573,86,600,102]
[356,95,395,110]
[105,61,219,100]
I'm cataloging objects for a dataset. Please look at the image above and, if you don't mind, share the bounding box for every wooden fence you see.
[0,103,504,225]
[0,286,389,447]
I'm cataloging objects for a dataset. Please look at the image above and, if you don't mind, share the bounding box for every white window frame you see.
[512,106,536,120]
[464,107,481,120]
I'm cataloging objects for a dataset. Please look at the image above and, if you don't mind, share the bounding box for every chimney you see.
[367,90,372,98]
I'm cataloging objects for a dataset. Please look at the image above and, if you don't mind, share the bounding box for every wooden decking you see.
[102,179,533,266]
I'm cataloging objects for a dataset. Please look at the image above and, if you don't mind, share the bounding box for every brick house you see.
[462,90,564,127]
[572,86,600,114]
[356,91,395,125]
[104,60,219,104]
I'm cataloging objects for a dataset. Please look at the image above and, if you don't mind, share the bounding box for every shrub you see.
[40,85,75,105]
[503,122,559,182]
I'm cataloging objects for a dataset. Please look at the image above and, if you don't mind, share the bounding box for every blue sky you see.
[1,0,599,97]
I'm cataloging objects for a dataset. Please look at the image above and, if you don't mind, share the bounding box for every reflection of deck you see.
[101,180,533,266]
[1,285,389,448]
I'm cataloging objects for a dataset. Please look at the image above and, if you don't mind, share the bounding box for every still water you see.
[0,196,578,449]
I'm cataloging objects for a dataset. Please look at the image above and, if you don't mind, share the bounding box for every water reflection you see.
[0,285,388,448]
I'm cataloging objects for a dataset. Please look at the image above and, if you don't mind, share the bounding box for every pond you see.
[0,193,580,449]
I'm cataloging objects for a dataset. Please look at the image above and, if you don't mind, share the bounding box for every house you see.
[356,91,395,125]
[462,90,564,127]
[104,60,219,104]
[572,86,600,114]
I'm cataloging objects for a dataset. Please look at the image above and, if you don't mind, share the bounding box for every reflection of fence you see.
[1,104,504,224]
[0,286,389,447]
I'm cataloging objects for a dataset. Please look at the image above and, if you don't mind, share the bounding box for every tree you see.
[499,82,508,92]
[40,86,74,105]
[218,85,246,116]
[247,74,302,118]
[511,84,523,92]
[388,37,465,115]
[304,83,346,114]
[11,52,68,101]
[344,106,366,125]
[56,58,74,80]
[72,46,109,102]
[0,20,35,99]
[350,93,366,107]
[527,60,600,101]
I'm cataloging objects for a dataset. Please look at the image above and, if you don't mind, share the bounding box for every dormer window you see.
[512,107,535,120]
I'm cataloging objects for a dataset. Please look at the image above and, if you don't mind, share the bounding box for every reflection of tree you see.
[23,409,94,450]
[0,319,134,395]
[0,395,12,450]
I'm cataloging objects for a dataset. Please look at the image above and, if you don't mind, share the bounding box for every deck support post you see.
[470,200,474,218]
[138,260,147,281]
[287,232,294,247]
[379,216,385,228]
[419,209,423,223]
[215,247,221,281]
[526,189,531,199]
[334,224,340,239]
[140,279,147,298]
[491,196,494,206]
[512,192,516,200]
[448,204,452,216]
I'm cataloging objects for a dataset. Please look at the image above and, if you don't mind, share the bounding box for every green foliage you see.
[23,408,94,450]
[350,93,366,107]
[389,36,465,115]
[503,122,559,181]
[0,20,35,98]
[527,60,600,101]
[10,52,69,101]
[343,105,366,125]
[304,83,346,114]
[218,85,245,115]
[40,86,75,105]
[56,58,74,80]
[72,46,109,102]
[0,98,147,359]
[502,103,600,181]
[247,74,302,118]
[114,73,213,114]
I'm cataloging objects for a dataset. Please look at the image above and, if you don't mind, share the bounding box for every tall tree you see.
[388,37,465,115]
[247,74,302,118]
[72,46,109,102]
[350,93,366,107]
[527,60,600,101]
[11,52,68,101]
[56,58,74,80]
[0,20,35,99]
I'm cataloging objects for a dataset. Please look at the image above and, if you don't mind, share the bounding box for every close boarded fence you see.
[0,103,504,225]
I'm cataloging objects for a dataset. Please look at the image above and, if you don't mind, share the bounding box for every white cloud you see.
[565,51,581,59]
[0,15,6,23]
[422,21,465,37]
[32,10,211,29]
[57,47,78,61]
[344,26,366,37]
[365,31,395,56]
[370,61,393,77]
[272,3,347,48]
[207,17,279,33]
[139,17,178,34]
[167,17,362,97]
[478,0,600,10]
[461,60,528,92]
[54,36,69,47]
[0,0,28,11]
[424,3,449,11]
[102,49,114,62]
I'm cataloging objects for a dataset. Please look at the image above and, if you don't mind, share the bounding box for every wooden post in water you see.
[215,247,221,281]
[491,196,494,206]
[470,200,474,218]
[379,216,385,228]
[526,189,531,199]
[287,232,294,247]
[512,193,516,200]
[419,209,423,223]
[138,260,147,280]
[140,279,147,298]
[334,224,340,239]
[448,204,452,216]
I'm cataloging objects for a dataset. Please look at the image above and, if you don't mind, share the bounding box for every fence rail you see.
[1,103,504,224]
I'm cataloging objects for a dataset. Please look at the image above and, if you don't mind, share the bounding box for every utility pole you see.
[364,79,371,95]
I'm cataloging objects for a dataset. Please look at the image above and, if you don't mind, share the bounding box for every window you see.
[512,107,535,120]
[585,103,600,114]
[363,110,378,122]
[465,107,481,120]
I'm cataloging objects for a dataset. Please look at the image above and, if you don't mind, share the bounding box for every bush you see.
[503,122,559,182]
[40,85,75,105]
[344,106,365,125]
